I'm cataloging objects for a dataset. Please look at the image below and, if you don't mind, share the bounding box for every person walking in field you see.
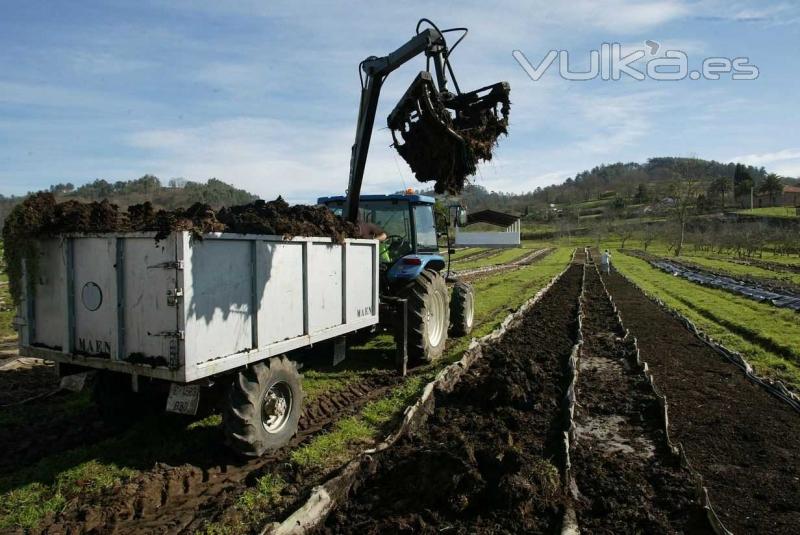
[600,249,611,274]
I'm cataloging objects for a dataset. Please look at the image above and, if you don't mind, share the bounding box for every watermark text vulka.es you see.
[513,42,759,82]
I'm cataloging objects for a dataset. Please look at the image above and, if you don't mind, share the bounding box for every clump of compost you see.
[393,96,510,195]
[2,192,358,305]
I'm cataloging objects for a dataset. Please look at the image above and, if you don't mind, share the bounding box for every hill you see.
[426,157,798,216]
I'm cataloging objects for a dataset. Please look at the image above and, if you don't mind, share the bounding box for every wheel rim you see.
[425,288,446,348]
[465,291,474,328]
[262,381,293,433]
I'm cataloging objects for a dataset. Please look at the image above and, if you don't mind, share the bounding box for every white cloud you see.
[732,148,800,177]
[126,116,411,203]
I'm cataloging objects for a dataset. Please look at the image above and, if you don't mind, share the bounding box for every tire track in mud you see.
[319,260,584,534]
[570,258,710,533]
[28,373,402,535]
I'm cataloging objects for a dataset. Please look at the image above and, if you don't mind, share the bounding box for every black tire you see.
[92,371,164,428]
[400,269,449,364]
[449,281,475,337]
[223,356,303,457]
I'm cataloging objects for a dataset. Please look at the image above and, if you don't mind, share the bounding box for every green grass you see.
[454,241,547,271]
[661,253,800,286]
[735,206,799,219]
[0,241,14,340]
[611,251,800,391]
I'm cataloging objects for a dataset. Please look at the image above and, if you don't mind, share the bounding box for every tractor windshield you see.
[359,202,413,261]
[413,204,438,252]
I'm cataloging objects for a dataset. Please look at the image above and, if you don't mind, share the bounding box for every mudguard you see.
[387,254,446,281]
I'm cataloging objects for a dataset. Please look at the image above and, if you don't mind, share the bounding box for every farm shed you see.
[455,209,521,247]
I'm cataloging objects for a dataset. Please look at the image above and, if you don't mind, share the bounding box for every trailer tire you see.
[449,281,475,337]
[224,356,303,457]
[401,269,449,364]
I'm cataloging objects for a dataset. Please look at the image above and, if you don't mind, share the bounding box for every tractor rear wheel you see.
[401,269,449,364]
[223,356,303,457]
[449,281,475,337]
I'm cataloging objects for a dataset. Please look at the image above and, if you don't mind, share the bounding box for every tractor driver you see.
[359,222,391,263]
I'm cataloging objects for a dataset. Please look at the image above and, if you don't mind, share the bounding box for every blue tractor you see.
[320,18,507,365]
[318,192,475,365]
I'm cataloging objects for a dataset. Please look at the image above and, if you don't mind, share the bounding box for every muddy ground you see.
[603,268,800,533]
[321,263,583,534]
[573,262,709,534]
[0,368,400,535]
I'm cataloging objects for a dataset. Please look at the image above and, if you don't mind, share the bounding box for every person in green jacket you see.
[359,222,391,263]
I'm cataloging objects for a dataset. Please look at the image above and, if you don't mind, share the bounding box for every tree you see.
[758,173,784,206]
[617,223,634,249]
[733,163,754,208]
[707,176,729,208]
[670,160,701,257]
[633,183,650,204]
[638,223,657,251]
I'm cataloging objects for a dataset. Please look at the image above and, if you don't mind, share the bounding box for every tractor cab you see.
[317,192,446,282]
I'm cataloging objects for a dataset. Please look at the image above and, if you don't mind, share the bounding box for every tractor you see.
[318,192,475,364]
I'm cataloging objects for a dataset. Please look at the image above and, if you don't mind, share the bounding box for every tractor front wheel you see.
[401,269,449,364]
[449,281,475,337]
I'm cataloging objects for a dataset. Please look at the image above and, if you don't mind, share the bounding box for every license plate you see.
[166,384,200,415]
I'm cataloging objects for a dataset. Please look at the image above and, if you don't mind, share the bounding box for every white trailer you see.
[16,231,380,455]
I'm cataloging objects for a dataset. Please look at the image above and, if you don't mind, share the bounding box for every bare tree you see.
[639,222,657,251]
[669,168,700,257]
[618,223,634,249]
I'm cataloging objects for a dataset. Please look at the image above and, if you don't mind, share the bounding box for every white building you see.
[454,209,521,248]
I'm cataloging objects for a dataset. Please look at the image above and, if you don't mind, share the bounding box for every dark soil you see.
[573,264,710,534]
[321,263,583,534]
[392,90,509,195]
[2,193,358,304]
[0,359,59,407]
[603,268,800,533]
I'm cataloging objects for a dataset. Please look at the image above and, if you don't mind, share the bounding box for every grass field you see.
[609,251,800,392]
[0,241,16,341]
[631,242,800,286]
[735,206,799,219]
[453,243,535,270]
[0,247,574,532]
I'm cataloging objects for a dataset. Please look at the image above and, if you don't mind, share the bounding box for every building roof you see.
[464,209,519,227]
[784,185,800,194]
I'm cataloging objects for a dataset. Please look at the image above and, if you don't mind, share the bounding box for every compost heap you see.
[1,192,358,304]
[394,98,510,195]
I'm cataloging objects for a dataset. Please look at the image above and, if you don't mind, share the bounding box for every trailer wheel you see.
[401,269,449,364]
[449,281,475,337]
[224,356,303,457]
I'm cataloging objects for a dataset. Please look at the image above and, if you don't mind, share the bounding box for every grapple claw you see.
[388,72,510,194]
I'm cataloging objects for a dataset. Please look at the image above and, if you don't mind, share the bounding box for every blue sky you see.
[1,0,798,203]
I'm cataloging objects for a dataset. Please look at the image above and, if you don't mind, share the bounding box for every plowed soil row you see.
[602,268,800,533]
[320,262,584,534]
[22,373,401,534]
[572,262,709,534]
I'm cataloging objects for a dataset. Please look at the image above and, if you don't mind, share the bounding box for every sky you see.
[1,0,798,203]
